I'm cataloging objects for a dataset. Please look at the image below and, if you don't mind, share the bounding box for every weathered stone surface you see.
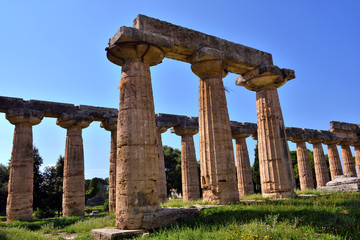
[353,144,360,178]
[308,136,330,187]
[101,118,117,212]
[237,67,296,198]
[171,126,200,201]
[142,208,197,230]
[92,228,144,240]
[296,141,314,190]
[111,42,162,230]
[133,14,273,75]
[57,115,92,217]
[233,136,255,197]
[318,175,360,191]
[192,59,238,204]
[6,110,43,222]
[326,144,343,180]
[340,144,356,177]
[156,127,168,203]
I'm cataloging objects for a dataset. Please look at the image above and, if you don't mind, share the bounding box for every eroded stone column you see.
[293,141,314,190]
[57,115,92,216]
[191,56,238,204]
[232,133,254,197]
[156,127,168,203]
[340,141,356,177]
[308,139,329,187]
[351,142,360,178]
[101,118,117,212]
[171,125,200,201]
[236,66,296,198]
[6,110,43,222]
[107,39,168,229]
[324,139,343,180]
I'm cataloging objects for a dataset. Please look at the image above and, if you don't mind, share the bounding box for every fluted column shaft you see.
[256,87,295,198]
[192,59,238,204]
[6,111,43,222]
[156,128,168,203]
[327,144,343,180]
[341,145,356,177]
[354,146,360,178]
[295,141,314,190]
[101,119,117,212]
[312,143,330,187]
[235,137,254,197]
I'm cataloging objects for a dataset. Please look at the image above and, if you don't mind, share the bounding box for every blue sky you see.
[1,1,359,179]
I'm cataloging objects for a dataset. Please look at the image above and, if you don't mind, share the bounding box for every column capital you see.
[350,140,360,147]
[57,114,93,129]
[191,59,227,79]
[6,109,44,126]
[156,126,169,134]
[171,125,198,136]
[236,65,295,91]
[232,132,251,140]
[338,138,354,146]
[101,117,117,132]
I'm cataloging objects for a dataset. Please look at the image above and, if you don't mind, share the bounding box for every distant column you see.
[191,55,238,204]
[231,132,254,197]
[236,66,296,198]
[6,109,43,222]
[156,127,168,203]
[171,125,200,201]
[292,140,314,190]
[101,117,117,212]
[57,114,92,216]
[351,142,360,178]
[308,139,330,187]
[340,141,356,177]
[324,138,343,180]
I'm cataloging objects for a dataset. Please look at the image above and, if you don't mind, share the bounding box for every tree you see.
[163,145,182,196]
[33,147,44,211]
[251,143,261,193]
[0,163,9,215]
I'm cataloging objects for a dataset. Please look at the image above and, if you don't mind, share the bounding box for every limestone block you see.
[318,175,360,191]
[340,145,356,177]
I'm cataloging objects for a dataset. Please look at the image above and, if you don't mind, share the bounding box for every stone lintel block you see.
[155,113,194,129]
[230,122,257,139]
[91,229,144,240]
[29,100,76,118]
[190,47,225,63]
[57,114,93,129]
[350,140,360,147]
[307,130,326,144]
[78,105,117,121]
[101,117,117,132]
[236,65,295,91]
[330,121,360,133]
[133,14,273,75]
[6,109,44,125]
[338,138,355,146]
[0,96,25,113]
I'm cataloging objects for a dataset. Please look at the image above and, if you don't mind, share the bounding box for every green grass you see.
[0,191,359,239]
[161,199,215,208]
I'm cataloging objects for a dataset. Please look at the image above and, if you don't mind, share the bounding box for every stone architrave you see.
[350,142,360,178]
[236,65,296,198]
[101,118,117,212]
[156,127,168,203]
[191,50,239,204]
[323,138,343,180]
[171,126,200,201]
[340,141,356,177]
[5,109,43,222]
[57,114,92,217]
[308,138,330,187]
[231,132,254,197]
[106,27,173,229]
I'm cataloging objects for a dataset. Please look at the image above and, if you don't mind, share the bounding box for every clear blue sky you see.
[1,1,359,179]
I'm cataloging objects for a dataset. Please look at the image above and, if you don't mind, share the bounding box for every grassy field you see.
[0,191,359,239]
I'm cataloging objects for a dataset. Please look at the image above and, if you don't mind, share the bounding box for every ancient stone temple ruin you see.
[1,15,359,233]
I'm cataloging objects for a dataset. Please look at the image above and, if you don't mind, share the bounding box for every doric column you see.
[106,27,172,229]
[236,66,296,198]
[191,51,238,204]
[340,140,356,177]
[308,137,329,187]
[156,127,168,203]
[231,131,254,197]
[6,109,43,222]
[171,125,200,201]
[292,140,314,190]
[323,138,343,180]
[57,114,92,217]
[101,117,117,212]
[350,142,360,178]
